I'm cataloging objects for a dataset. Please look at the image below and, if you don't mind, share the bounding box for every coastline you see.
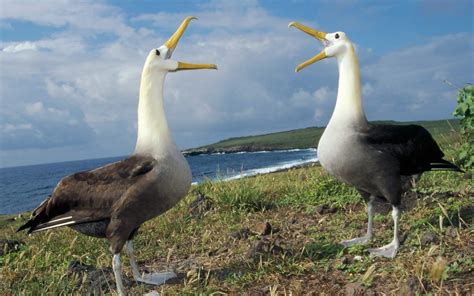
[0,150,318,216]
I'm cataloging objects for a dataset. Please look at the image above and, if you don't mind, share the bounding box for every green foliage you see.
[453,85,474,170]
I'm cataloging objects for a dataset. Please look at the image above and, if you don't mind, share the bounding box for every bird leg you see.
[112,254,126,296]
[125,240,177,285]
[367,206,400,259]
[340,196,374,247]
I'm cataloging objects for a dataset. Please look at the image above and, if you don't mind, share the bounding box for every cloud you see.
[0,0,134,37]
[2,41,38,52]
[361,33,473,120]
[0,0,472,167]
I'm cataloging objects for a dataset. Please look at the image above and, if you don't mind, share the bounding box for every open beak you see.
[165,16,217,71]
[288,21,328,72]
[176,62,217,71]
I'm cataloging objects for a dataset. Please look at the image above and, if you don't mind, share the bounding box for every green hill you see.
[183,119,460,155]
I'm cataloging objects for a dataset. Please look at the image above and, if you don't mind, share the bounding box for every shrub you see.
[452,85,474,171]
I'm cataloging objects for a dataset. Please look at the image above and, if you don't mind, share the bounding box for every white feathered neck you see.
[134,67,177,157]
[328,45,368,128]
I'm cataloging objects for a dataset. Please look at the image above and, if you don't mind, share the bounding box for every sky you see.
[0,0,472,168]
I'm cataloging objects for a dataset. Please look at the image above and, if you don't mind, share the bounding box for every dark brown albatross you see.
[18,16,217,295]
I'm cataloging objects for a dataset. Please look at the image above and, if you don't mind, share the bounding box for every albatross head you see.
[143,16,217,74]
[288,21,353,72]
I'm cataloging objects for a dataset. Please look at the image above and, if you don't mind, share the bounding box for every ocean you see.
[0,148,317,215]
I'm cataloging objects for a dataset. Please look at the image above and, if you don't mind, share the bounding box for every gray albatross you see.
[18,16,217,295]
[289,21,462,258]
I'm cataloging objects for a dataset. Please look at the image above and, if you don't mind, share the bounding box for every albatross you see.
[289,21,462,258]
[18,16,217,295]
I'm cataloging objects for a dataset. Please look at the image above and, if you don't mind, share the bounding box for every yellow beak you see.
[165,16,218,71]
[289,21,328,72]
[176,62,217,71]
[164,16,197,51]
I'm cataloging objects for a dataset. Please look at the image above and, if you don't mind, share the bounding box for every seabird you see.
[289,21,462,258]
[18,16,217,295]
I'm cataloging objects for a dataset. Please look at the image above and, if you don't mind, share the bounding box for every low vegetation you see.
[1,116,471,295]
[1,163,472,295]
[453,85,474,170]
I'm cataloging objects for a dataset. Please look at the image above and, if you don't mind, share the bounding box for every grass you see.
[184,119,460,154]
[1,160,472,295]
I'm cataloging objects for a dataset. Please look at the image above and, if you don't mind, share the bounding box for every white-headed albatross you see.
[18,17,217,295]
[289,21,462,258]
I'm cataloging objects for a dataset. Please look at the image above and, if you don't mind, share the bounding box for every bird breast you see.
[318,126,362,180]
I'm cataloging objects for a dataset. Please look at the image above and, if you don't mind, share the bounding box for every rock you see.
[397,276,420,296]
[67,261,133,294]
[421,231,438,245]
[345,282,366,296]
[188,191,213,218]
[252,222,272,235]
[230,228,250,240]
[245,238,284,258]
[341,255,354,264]
[0,239,24,256]
[315,204,337,215]
[353,255,363,262]
[445,226,458,238]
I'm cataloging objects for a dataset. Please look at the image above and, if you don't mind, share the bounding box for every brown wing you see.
[17,155,156,233]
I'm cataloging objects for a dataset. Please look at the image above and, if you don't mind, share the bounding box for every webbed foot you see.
[136,271,177,285]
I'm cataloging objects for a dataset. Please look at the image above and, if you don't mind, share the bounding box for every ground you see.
[0,165,472,295]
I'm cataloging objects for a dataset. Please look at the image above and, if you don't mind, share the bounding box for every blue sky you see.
[0,0,473,167]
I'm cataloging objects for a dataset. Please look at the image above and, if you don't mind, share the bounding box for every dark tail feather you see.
[430,160,464,173]
[17,219,37,233]
[17,196,51,233]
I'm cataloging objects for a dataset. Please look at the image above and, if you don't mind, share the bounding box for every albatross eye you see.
[155,49,160,56]
[335,33,340,39]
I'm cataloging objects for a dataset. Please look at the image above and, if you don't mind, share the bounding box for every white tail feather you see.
[33,220,77,232]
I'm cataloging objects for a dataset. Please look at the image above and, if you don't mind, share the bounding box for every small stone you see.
[315,204,337,214]
[353,255,363,262]
[341,255,354,264]
[252,222,272,236]
[421,231,438,245]
[245,238,284,258]
[397,276,420,296]
[445,226,458,238]
[230,228,250,240]
[67,260,132,293]
[345,282,365,296]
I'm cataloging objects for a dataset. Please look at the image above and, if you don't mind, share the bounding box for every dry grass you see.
[1,165,472,295]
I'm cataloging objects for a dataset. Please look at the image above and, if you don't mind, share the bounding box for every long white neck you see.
[328,46,367,128]
[134,69,177,157]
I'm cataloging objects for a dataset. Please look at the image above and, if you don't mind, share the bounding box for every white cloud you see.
[361,33,473,120]
[0,0,134,37]
[1,123,33,133]
[2,41,38,52]
[0,0,472,166]
[313,86,333,103]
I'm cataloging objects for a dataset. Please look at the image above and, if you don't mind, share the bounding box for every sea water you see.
[0,148,317,214]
